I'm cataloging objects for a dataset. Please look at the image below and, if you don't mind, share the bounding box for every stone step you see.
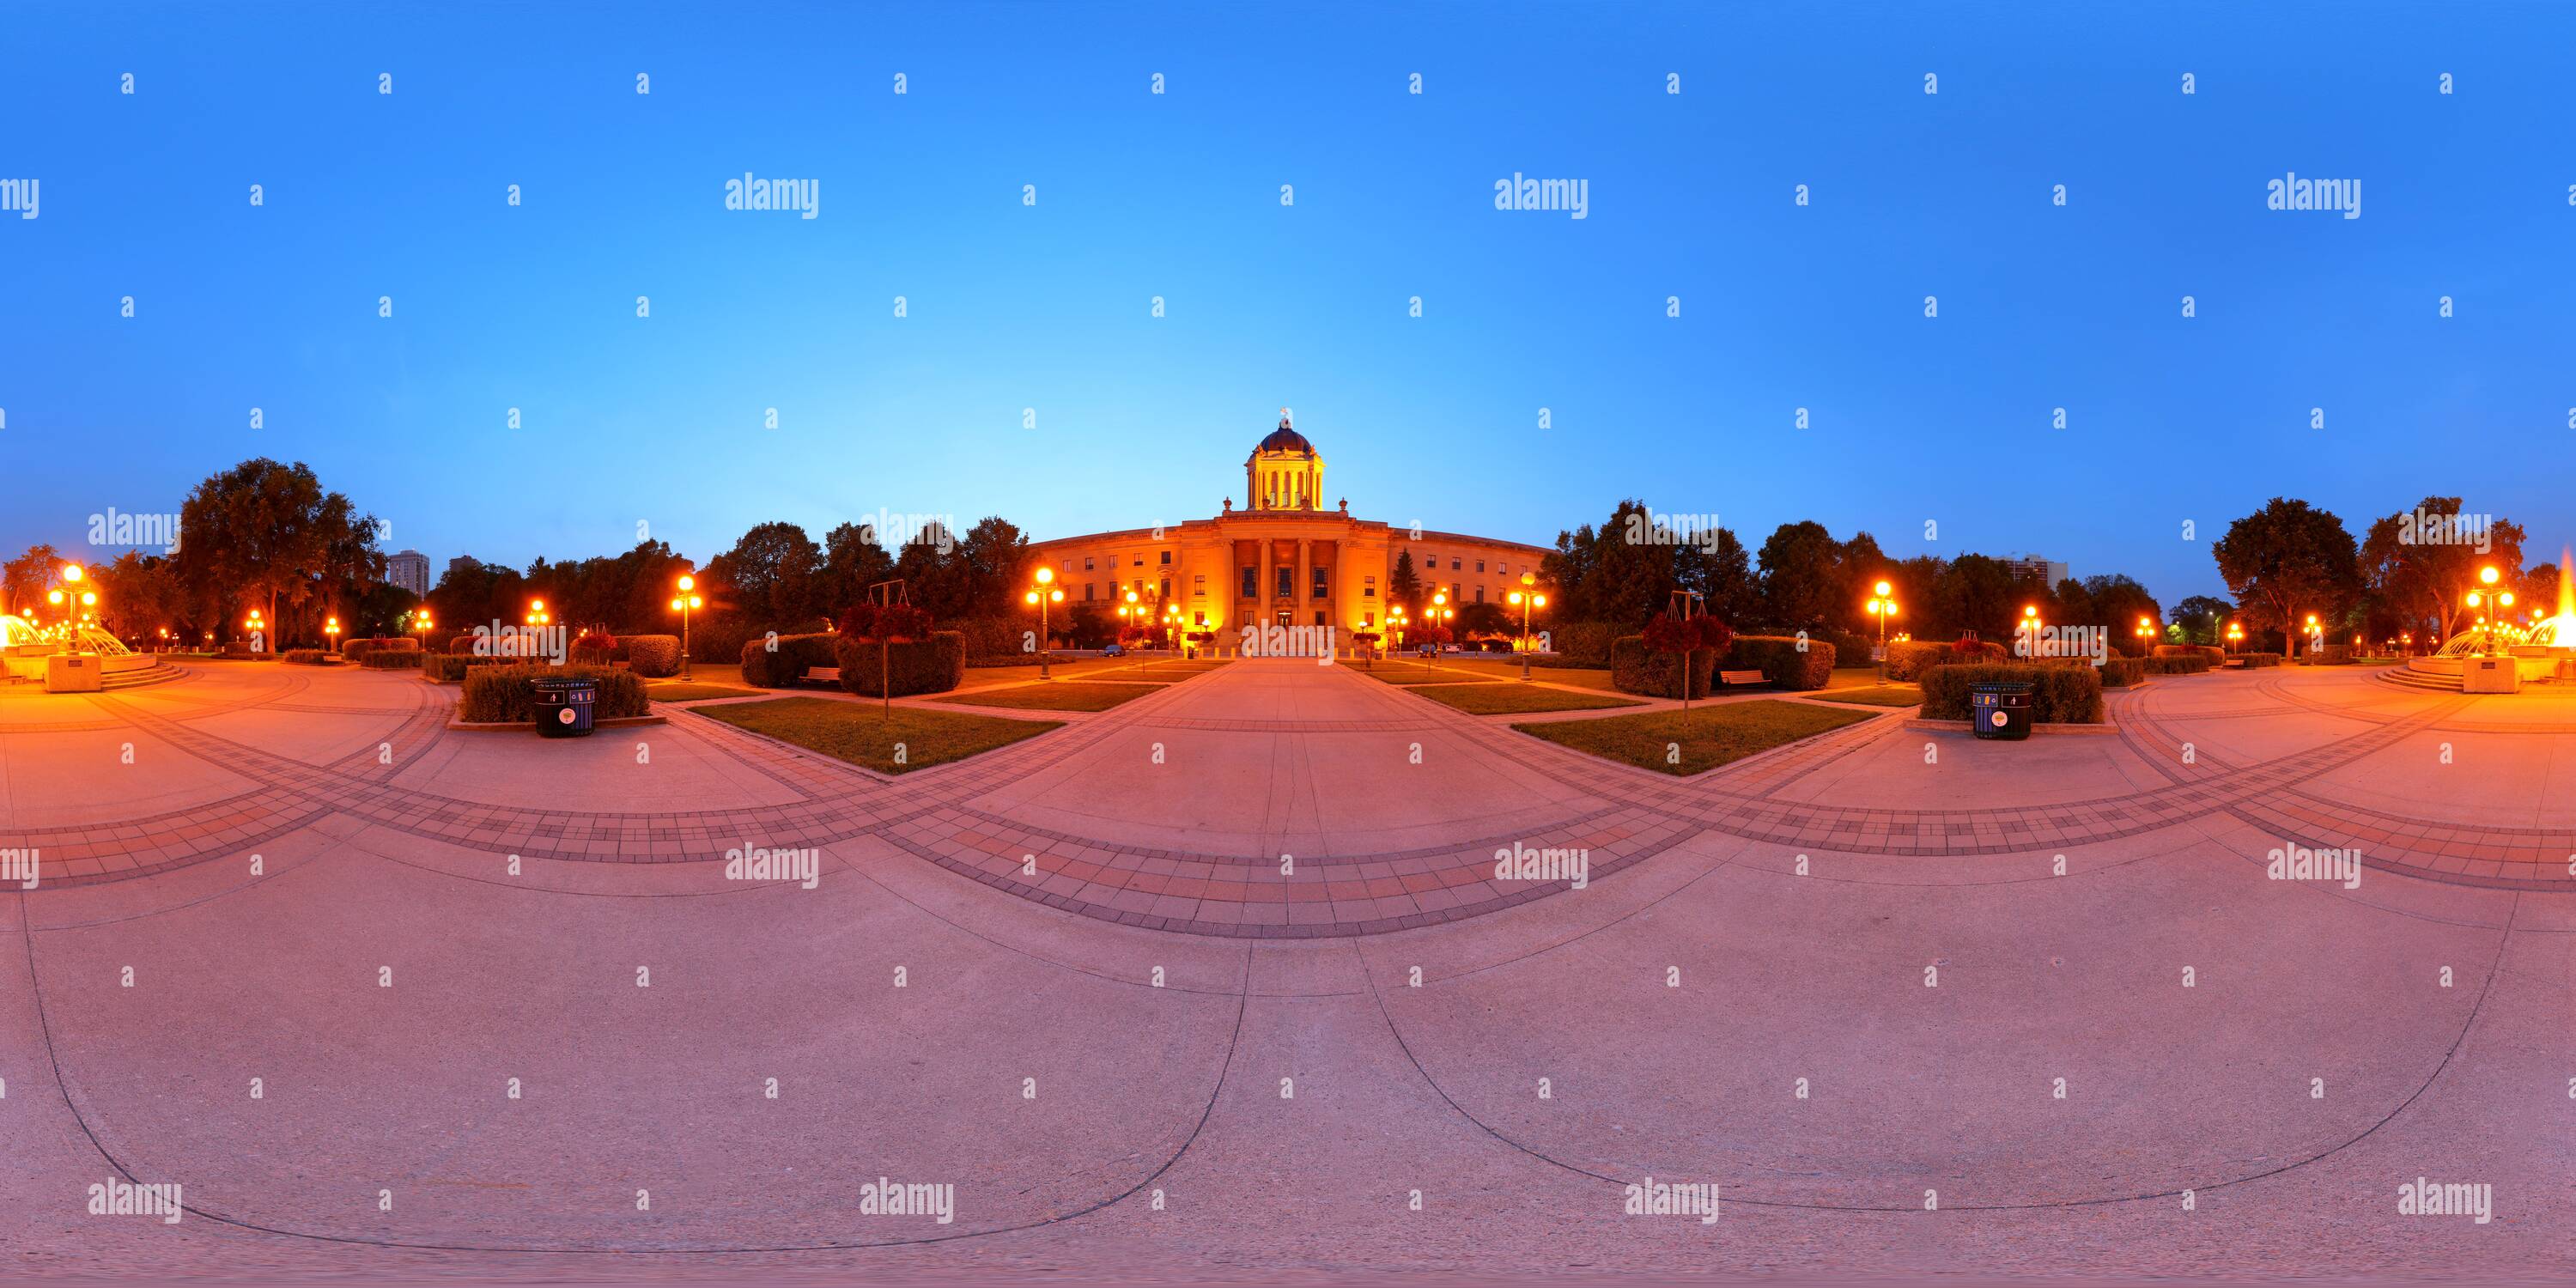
[2373,665,2459,692]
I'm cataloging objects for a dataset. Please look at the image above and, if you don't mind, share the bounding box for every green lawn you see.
[1825,665,1893,690]
[1357,663,1480,686]
[959,654,1222,688]
[933,681,1160,712]
[695,696,1059,774]
[1415,683,1645,715]
[647,681,765,702]
[1515,699,1880,775]
[1423,656,1624,691]
[669,662,750,689]
[1806,683,1923,708]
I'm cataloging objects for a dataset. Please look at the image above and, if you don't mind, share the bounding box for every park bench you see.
[799,666,842,687]
[1717,670,1769,689]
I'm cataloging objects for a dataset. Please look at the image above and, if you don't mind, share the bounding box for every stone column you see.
[1259,538,1273,634]
[1297,538,1312,631]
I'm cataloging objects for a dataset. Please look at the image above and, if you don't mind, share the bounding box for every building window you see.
[1450,558,1461,571]
[1363,611,1376,628]
[1194,611,1206,625]
[1476,560,1485,573]
[1084,556,1094,571]
[1158,550,1171,566]
[1276,566,1293,598]
[1159,577,1170,599]
[1133,554,1144,567]
[1364,575,1376,598]
[1193,574,1206,594]
[1475,586,1485,604]
[1311,567,1327,599]
[1084,583,1096,601]
[1452,582,1463,601]
[1241,566,1256,598]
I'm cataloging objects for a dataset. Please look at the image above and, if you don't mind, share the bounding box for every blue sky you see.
[4,1,2570,608]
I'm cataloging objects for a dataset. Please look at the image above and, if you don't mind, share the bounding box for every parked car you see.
[1102,643,1125,657]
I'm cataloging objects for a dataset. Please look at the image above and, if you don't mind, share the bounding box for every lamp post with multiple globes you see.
[1865,580,1899,680]
[669,574,701,679]
[325,616,342,654]
[1023,567,1062,680]
[1506,572,1549,680]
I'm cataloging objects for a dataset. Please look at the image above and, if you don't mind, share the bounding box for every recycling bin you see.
[531,677,598,737]
[1969,682,2033,740]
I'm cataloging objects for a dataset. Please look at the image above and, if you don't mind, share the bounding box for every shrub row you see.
[739,633,841,688]
[1608,636,1716,699]
[2239,652,2284,668]
[283,649,331,665]
[361,649,424,669]
[2096,657,2145,688]
[2138,653,2213,676]
[1607,635,1837,697]
[834,632,966,696]
[341,637,422,665]
[459,665,650,723]
[425,654,531,682]
[1728,635,1834,690]
[1547,622,1623,666]
[1919,664,2105,724]
[2154,643,2226,664]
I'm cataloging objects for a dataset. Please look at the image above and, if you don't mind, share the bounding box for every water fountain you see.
[2401,546,2576,690]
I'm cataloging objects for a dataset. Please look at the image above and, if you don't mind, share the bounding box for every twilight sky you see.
[4,1,2571,608]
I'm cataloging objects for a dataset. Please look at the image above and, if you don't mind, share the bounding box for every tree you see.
[818,522,897,616]
[1388,548,1424,612]
[1926,554,2019,642]
[91,552,185,640]
[2360,497,2527,644]
[4,544,64,617]
[2081,574,2162,653]
[172,459,381,647]
[1756,520,1842,631]
[2171,595,2236,646]
[2212,498,2360,659]
[1675,527,1759,628]
[705,521,823,627]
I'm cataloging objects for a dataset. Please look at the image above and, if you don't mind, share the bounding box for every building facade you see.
[1022,414,1552,642]
[387,549,430,598]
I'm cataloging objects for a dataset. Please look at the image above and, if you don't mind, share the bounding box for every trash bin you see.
[1969,682,2033,740]
[531,677,598,738]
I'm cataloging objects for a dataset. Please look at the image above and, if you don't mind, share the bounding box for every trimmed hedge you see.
[426,653,530,683]
[2155,643,2226,664]
[1884,641,1953,682]
[283,649,331,665]
[2306,643,2354,665]
[459,665,649,722]
[1727,635,1835,691]
[340,637,422,665]
[834,631,966,697]
[361,648,424,669]
[447,635,483,655]
[623,634,682,677]
[2139,653,2212,676]
[738,632,841,688]
[2240,652,2284,668]
[1921,663,2105,724]
[1548,622,1623,667]
[2097,657,2145,688]
[945,616,1032,662]
[1609,635,1718,699]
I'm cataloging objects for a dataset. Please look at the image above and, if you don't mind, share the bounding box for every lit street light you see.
[1865,580,1899,680]
[1024,566,1063,679]
[669,574,702,679]
[1506,572,1550,680]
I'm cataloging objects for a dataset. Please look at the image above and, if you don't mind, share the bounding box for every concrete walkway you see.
[1,659,2568,1279]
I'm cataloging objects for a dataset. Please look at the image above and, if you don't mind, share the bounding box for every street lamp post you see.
[669,574,702,679]
[2020,604,2041,660]
[1024,567,1062,679]
[2135,615,2154,659]
[246,607,265,653]
[1866,580,1899,681]
[2225,620,2243,656]
[1506,572,1549,681]
[325,616,342,654]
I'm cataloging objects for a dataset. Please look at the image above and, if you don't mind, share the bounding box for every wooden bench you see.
[799,666,842,687]
[1717,670,1769,689]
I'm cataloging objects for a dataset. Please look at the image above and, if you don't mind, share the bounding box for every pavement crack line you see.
[15,888,1256,1255]
[1347,890,2522,1213]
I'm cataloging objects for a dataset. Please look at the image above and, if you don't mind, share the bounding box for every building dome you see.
[1247,410,1323,510]
[1255,421,1315,457]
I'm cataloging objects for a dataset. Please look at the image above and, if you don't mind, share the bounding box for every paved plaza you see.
[3,659,2569,1279]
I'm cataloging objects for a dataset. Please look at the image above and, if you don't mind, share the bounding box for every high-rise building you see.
[2002,556,2069,587]
[387,549,431,598]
